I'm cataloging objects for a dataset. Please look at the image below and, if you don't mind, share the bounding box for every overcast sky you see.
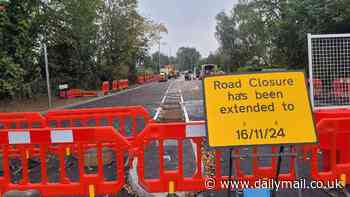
[138,0,237,58]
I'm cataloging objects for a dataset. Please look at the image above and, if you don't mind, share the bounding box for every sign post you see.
[203,71,317,196]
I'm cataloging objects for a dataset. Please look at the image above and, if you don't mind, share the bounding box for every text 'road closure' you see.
[203,71,317,147]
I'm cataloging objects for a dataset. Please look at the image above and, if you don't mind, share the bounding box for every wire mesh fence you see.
[308,33,350,108]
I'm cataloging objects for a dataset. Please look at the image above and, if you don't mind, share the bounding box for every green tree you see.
[176,47,201,71]
[44,0,102,89]
[0,0,43,98]
[151,51,169,67]
[216,0,350,69]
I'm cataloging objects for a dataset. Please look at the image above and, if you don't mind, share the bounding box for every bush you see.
[0,56,25,98]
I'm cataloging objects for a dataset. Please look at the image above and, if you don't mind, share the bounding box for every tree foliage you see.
[0,0,42,99]
[175,47,201,71]
[0,0,162,99]
[215,0,350,70]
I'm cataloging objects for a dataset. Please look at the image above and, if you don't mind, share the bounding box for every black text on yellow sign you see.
[203,71,317,147]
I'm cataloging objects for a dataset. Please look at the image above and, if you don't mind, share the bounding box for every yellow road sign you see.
[203,71,317,147]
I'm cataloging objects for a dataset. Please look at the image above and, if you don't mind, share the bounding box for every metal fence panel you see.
[308,33,350,108]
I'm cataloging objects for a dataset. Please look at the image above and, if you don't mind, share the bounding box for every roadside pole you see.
[41,0,52,109]
[158,36,161,73]
[43,42,52,108]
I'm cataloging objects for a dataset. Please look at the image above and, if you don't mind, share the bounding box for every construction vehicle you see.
[160,64,176,79]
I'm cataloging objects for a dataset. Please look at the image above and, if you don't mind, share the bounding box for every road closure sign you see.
[203,71,317,147]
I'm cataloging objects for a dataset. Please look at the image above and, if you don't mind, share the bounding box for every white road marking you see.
[153,82,172,120]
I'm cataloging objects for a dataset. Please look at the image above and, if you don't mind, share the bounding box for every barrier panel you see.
[101,81,109,95]
[0,127,130,196]
[81,90,98,97]
[332,78,350,100]
[118,80,128,90]
[137,76,145,85]
[112,80,119,91]
[0,113,46,129]
[132,121,297,193]
[311,117,350,184]
[46,106,152,141]
[313,78,323,98]
[60,89,97,99]
[314,108,350,123]
[59,90,68,99]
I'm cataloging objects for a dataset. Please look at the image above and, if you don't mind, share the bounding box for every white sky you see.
[138,0,237,57]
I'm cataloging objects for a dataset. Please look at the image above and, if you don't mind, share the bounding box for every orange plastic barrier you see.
[60,89,97,99]
[101,81,110,95]
[311,117,350,184]
[46,106,152,141]
[81,90,98,97]
[0,112,46,129]
[137,76,145,84]
[333,78,350,99]
[112,80,119,91]
[0,127,130,196]
[313,78,323,98]
[314,108,350,123]
[118,80,128,90]
[132,121,296,192]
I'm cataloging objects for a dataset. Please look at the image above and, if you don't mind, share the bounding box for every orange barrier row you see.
[112,80,119,91]
[0,108,349,195]
[60,89,98,99]
[0,127,130,196]
[137,76,145,84]
[137,74,160,84]
[311,117,350,184]
[81,90,98,97]
[46,106,152,141]
[0,106,151,141]
[0,112,46,129]
[118,79,128,90]
[132,121,297,192]
[313,77,350,99]
[101,81,110,95]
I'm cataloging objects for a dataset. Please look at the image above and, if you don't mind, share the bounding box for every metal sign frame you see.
[308,33,350,109]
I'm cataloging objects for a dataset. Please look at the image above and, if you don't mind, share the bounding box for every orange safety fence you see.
[45,106,152,141]
[101,81,110,95]
[311,117,350,185]
[112,80,119,91]
[131,121,297,192]
[118,80,128,90]
[0,127,130,196]
[0,108,349,195]
[137,76,145,84]
[0,112,46,129]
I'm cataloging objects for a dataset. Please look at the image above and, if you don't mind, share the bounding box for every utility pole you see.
[41,0,52,108]
[158,37,161,73]
[43,42,52,108]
